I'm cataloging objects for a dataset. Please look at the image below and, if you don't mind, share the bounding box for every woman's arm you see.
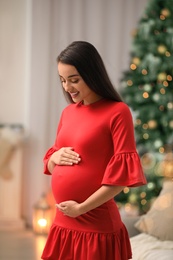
[80,185,124,213]
[56,185,124,218]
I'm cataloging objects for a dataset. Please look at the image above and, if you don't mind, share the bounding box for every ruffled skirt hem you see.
[41,223,132,260]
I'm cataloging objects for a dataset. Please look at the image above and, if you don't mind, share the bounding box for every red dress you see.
[41,99,146,260]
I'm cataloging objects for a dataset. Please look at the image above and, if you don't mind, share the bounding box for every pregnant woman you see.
[41,41,147,260]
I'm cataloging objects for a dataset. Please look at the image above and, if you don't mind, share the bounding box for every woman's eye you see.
[71,79,79,83]
[60,78,79,84]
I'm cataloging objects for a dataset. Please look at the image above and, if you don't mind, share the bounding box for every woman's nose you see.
[63,81,72,92]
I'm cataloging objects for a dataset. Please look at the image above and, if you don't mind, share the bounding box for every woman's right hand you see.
[48,147,81,172]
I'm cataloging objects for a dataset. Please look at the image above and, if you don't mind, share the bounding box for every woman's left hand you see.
[56,200,82,218]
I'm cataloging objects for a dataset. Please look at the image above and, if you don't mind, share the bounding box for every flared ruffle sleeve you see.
[102,102,147,187]
[102,152,146,187]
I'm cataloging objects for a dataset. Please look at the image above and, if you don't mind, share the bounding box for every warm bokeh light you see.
[38,218,47,227]
[143,92,149,98]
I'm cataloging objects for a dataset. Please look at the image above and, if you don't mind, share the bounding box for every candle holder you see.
[33,193,52,235]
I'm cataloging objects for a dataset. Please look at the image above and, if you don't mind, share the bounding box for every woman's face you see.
[58,62,101,105]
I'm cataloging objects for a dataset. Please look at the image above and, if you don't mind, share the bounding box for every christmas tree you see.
[117,0,173,214]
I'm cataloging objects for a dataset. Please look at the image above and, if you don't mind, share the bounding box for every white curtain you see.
[47,0,149,143]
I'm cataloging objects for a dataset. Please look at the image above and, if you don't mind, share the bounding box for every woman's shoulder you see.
[104,100,131,113]
[101,101,133,124]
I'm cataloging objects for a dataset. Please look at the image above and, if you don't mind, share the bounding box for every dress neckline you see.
[77,98,106,108]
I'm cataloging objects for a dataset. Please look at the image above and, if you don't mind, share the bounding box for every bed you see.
[122,180,173,260]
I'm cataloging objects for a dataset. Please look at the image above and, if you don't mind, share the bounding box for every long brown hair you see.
[57,41,122,103]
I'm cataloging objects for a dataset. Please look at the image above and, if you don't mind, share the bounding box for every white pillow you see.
[135,180,173,241]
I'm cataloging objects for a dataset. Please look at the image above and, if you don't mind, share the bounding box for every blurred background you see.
[1,0,173,259]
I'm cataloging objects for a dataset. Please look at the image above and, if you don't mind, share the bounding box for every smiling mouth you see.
[70,92,79,98]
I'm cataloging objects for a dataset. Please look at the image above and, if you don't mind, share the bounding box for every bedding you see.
[134,180,173,241]
[123,180,173,259]
[130,233,173,260]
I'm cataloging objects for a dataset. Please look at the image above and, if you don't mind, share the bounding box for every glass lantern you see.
[33,193,52,235]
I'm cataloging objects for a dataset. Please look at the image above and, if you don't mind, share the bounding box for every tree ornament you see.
[130,63,137,70]
[169,120,173,129]
[141,153,156,170]
[129,193,138,204]
[163,81,168,87]
[135,119,142,125]
[165,51,171,57]
[159,147,165,154]
[154,139,163,148]
[159,105,165,111]
[148,120,158,129]
[147,182,156,190]
[167,102,173,110]
[142,123,148,130]
[143,84,152,92]
[157,72,167,81]
[127,80,133,86]
[140,192,146,199]
[159,152,173,178]
[143,92,149,98]
[167,75,172,81]
[132,57,141,65]
[143,133,149,139]
[157,45,167,54]
[142,69,148,75]
[161,8,171,17]
[152,93,160,102]
[160,88,166,94]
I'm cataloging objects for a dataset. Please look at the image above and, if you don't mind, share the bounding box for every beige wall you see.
[0,0,27,124]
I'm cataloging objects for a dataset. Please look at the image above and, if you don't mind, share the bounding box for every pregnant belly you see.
[51,165,101,203]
